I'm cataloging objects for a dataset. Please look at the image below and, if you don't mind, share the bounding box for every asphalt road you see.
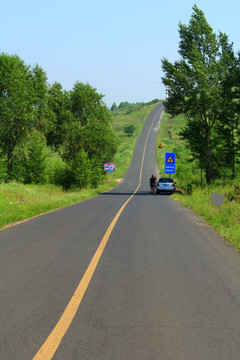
[1,103,240,359]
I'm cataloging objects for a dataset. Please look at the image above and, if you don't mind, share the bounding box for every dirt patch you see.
[175,186,184,195]
[105,178,122,184]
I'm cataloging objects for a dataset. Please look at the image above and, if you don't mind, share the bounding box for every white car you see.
[156,177,175,194]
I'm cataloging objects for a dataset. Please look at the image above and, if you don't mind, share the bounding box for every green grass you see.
[0,101,160,230]
[0,181,117,229]
[156,112,240,250]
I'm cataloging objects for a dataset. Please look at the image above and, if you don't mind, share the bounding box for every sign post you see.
[165,153,176,175]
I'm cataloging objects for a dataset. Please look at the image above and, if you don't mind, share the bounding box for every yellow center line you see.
[32,108,162,360]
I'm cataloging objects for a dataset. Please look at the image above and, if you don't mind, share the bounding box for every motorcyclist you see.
[149,175,156,194]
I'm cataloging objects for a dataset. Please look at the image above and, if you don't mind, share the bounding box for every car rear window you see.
[159,178,174,182]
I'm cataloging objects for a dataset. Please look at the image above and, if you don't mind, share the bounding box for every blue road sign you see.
[165,152,176,174]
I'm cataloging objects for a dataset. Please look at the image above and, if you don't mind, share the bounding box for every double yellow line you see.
[32,107,162,360]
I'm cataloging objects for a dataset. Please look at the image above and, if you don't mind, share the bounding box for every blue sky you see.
[1,0,240,107]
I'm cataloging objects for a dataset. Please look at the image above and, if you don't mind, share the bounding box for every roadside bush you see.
[89,156,105,188]
[225,181,240,202]
[71,150,91,189]
[11,131,47,184]
[0,151,8,182]
[52,151,105,190]
[52,161,74,190]
[44,149,65,184]
[124,125,136,136]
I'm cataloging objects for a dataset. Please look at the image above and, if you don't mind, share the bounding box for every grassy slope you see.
[156,113,240,250]
[0,102,159,230]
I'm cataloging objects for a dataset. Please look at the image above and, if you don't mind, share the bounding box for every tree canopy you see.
[162,5,240,184]
[0,53,116,188]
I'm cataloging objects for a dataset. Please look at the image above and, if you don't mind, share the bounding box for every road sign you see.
[165,152,175,174]
[104,163,116,172]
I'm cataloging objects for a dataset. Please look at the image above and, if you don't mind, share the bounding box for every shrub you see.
[71,150,91,189]
[52,162,74,190]
[124,125,136,136]
[11,131,47,184]
[0,151,8,182]
[44,149,65,184]
[89,157,105,188]
[225,182,240,202]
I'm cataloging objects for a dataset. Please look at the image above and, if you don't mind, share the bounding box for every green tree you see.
[82,117,117,161]
[0,54,36,176]
[0,149,8,182]
[62,82,116,162]
[11,130,47,184]
[118,101,131,110]
[49,81,116,188]
[124,124,136,136]
[216,36,240,179]
[70,82,105,126]
[161,5,236,184]
[71,149,91,189]
[31,64,54,136]
[52,161,74,190]
[60,120,83,161]
[47,82,74,150]
[89,156,104,188]
[111,102,118,111]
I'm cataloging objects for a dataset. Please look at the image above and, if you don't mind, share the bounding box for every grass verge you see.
[0,181,117,229]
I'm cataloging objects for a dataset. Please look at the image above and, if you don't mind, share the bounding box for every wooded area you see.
[162,5,240,184]
[0,54,116,189]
